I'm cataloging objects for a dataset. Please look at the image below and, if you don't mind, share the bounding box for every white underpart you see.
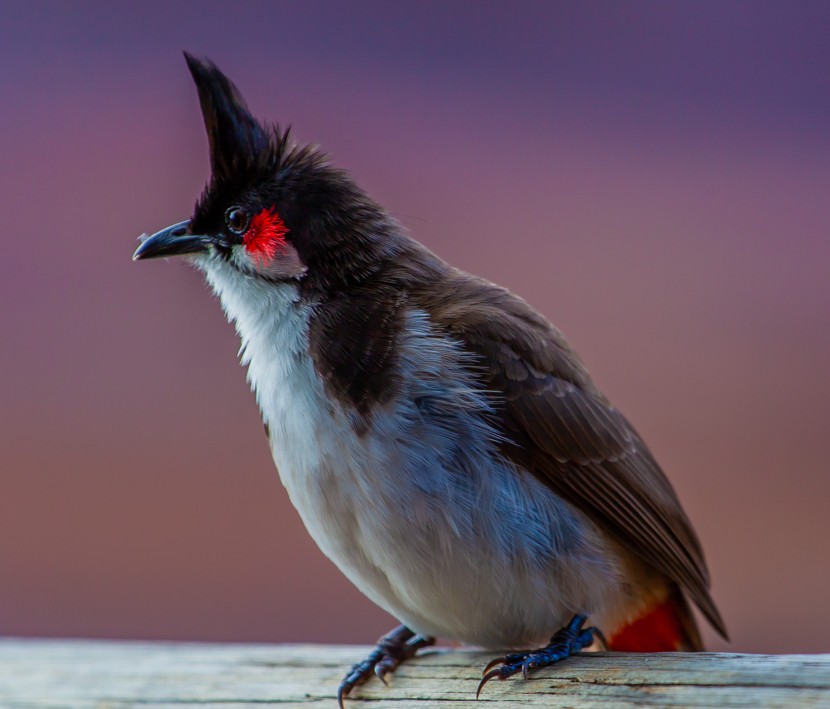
[196,252,631,648]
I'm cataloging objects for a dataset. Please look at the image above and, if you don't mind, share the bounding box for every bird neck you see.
[197,255,311,386]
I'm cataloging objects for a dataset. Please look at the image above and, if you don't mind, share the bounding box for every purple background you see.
[1,1,828,652]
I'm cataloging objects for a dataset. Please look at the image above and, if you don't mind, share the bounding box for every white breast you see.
[199,257,628,648]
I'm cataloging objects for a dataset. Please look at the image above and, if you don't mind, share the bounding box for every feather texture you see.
[171,54,728,650]
[422,270,728,640]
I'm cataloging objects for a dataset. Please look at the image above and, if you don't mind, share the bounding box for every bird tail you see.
[607,584,703,652]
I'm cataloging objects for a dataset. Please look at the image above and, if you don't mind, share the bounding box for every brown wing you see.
[423,272,728,639]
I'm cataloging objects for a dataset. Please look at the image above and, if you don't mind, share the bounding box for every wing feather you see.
[423,273,728,639]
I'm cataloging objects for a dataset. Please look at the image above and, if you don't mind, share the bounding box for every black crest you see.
[184,52,271,183]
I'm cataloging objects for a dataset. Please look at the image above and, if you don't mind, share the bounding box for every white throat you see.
[195,257,321,454]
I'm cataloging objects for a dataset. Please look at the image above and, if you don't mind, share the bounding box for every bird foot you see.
[476,614,597,698]
[337,625,434,708]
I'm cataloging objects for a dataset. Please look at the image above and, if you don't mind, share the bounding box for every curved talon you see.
[336,684,349,709]
[476,667,506,699]
[374,661,390,686]
[481,655,507,675]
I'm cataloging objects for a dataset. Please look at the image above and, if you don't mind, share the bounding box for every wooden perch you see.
[1,639,828,708]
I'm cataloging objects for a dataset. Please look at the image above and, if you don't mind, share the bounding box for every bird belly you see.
[268,413,628,648]
[249,309,630,648]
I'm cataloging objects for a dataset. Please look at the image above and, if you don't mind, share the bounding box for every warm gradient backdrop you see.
[1,1,828,653]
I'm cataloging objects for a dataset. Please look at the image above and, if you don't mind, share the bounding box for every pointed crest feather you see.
[184,52,271,182]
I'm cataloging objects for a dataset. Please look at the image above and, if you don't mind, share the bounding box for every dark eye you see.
[225,207,249,235]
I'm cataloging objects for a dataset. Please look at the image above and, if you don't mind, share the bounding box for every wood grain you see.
[1,640,828,708]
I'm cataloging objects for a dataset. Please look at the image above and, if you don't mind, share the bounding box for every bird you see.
[134,54,727,705]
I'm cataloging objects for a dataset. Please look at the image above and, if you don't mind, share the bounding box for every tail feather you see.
[608,585,703,652]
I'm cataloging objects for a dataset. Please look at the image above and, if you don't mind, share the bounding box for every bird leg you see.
[337,624,435,707]
[476,614,597,698]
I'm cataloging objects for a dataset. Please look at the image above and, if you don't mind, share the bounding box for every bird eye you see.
[225,207,249,235]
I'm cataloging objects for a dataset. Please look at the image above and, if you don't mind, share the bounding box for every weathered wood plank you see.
[0,640,828,708]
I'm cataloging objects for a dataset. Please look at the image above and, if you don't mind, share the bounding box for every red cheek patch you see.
[243,208,289,265]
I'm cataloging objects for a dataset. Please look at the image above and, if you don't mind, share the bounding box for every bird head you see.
[134,53,406,292]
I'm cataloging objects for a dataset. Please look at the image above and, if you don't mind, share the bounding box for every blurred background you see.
[1,1,828,654]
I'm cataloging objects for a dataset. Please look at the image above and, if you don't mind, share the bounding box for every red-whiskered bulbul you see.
[134,55,727,705]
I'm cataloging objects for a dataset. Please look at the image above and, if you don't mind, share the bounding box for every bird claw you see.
[475,615,597,700]
[337,626,434,707]
[476,666,506,699]
[481,655,507,675]
[337,660,376,709]
[374,657,394,685]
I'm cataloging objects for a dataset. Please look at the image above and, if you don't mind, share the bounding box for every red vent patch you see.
[608,600,687,652]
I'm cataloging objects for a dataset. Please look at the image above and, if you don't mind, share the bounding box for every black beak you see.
[132,220,211,261]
